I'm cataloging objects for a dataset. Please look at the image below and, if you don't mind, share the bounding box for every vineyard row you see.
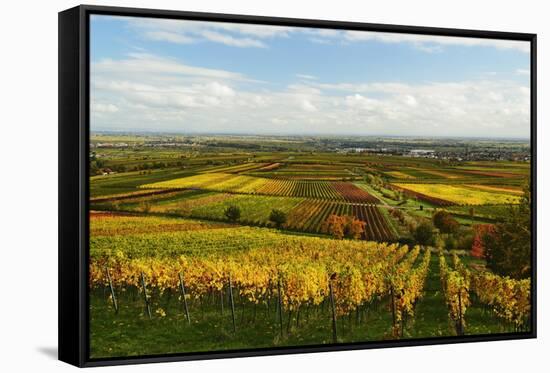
[439,254,530,334]
[91,245,431,340]
[142,173,379,203]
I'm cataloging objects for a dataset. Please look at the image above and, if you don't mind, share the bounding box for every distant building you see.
[409,149,435,157]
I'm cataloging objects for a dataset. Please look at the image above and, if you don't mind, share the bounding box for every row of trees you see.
[90,160,188,176]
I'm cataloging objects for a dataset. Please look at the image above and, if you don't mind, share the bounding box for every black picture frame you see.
[59,4,537,367]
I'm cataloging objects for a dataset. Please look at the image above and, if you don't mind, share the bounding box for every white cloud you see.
[121,17,529,54]
[144,30,195,44]
[200,30,266,48]
[91,51,529,138]
[401,94,418,107]
[205,82,236,97]
[211,23,293,38]
[126,17,290,49]
[299,27,529,53]
[295,74,318,80]
[288,84,322,95]
[309,37,333,45]
[516,68,530,75]
[343,31,530,53]
[299,99,318,112]
[91,102,119,113]
[304,29,342,38]
[344,94,380,110]
[92,53,248,81]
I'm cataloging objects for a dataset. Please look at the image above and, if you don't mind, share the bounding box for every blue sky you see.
[90,15,530,138]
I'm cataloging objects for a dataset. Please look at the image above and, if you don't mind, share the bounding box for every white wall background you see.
[0,0,546,371]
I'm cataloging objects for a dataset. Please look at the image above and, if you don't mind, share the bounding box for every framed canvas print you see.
[58,5,537,367]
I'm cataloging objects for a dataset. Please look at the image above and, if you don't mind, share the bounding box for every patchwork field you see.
[142,172,379,203]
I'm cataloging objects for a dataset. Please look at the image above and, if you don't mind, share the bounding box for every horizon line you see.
[90,129,530,142]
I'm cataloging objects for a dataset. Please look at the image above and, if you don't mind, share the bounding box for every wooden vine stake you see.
[390,285,396,328]
[329,275,338,343]
[140,272,152,320]
[178,272,191,324]
[277,279,284,337]
[220,288,224,315]
[228,274,236,332]
[457,288,464,336]
[104,265,118,314]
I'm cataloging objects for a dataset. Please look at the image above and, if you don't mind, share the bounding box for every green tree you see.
[444,235,457,250]
[433,210,459,234]
[90,161,101,176]
[413,221,436,246]
[269,209,287,228]
[224,205,241,222]
[482,182,531,279]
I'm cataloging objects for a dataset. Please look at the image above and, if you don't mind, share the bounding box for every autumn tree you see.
[322,215,366,240]
[471,224,495,258]
[322,215,346,239]
[346,217,366,239]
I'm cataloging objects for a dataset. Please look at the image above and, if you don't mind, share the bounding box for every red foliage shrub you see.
[471,224,496,258]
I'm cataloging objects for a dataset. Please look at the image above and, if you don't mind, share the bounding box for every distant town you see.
[90,132,530,163]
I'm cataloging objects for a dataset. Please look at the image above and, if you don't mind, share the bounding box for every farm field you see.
[393,183,522,205]
[189,195,304,224]
[89,133,532,358]
[142,172,379,203]
[284,199,393,240]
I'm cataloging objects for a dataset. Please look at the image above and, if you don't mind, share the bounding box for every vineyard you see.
[90,211,234,236]
[333,182,379,203]
[90,212,426,353]
[141,173,378,203]
[258,179,342,199]
[88,213,530,357]
[439,254,530,334]
[392,183,522,206]
[189,195,304,225]
[89,134,532,358]
[249,163,357,180]
[389,184,456,207]
[201,162,272,174]
[284,200,392,240]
